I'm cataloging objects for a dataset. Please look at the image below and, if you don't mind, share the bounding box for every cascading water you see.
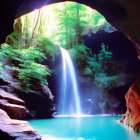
[58,47,82,116]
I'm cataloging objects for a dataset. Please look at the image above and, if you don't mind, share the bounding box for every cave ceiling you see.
[1,0,140,56]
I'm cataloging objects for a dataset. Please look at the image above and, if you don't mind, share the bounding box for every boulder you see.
[0,109,41,140]
[120,77,140,133]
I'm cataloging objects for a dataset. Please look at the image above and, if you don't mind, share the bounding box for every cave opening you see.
[1,1,140,140]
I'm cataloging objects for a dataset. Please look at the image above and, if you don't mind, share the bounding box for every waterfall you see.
[58,47,82,116]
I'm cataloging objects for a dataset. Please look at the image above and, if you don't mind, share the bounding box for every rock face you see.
[0,99,26,119]
[120,77,140,133]
[0,89,42,139]
[0,89,26,119]
[0,109,41,140]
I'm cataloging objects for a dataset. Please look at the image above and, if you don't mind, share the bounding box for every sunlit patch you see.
[16,1,110,48]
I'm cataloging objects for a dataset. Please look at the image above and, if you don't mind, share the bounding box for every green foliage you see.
[0,2,113,95]
[90,43,119,89]
[98,44,112,61]
[15,46,50,92]
[18,63,50,92]
[71,44,93,72]
[6,32,20,46]
[87,43,127,113]
[0,62,12,82]
[14,46,46,63]
[0,43,46,64]
[37,35,58,61]
[54,2,88,48]
[18,2,110,49]
[97,43,112,73]
[94,74,118,89]
[0,31,53,92]
[53,2,109,48]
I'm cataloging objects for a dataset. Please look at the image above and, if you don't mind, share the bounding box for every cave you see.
[0,0,140,140]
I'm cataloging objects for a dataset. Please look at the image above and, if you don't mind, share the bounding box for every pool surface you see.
[28,116,140,140]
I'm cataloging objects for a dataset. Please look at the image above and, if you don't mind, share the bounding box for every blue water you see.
[28,116,140,140]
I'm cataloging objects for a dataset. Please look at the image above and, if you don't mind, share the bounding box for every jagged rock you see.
[0,109,41,140]
[120,77,140,133]
[0,99,26,119]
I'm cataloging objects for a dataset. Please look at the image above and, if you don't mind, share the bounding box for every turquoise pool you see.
[28,116,140,140]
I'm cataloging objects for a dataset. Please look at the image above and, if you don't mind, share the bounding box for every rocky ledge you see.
[120,77,140,133]
[0,109,41,140]
[0,89,26,119]
[0,89,41,139]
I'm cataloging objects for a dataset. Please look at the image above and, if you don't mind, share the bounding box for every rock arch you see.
[1,0,140,57]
